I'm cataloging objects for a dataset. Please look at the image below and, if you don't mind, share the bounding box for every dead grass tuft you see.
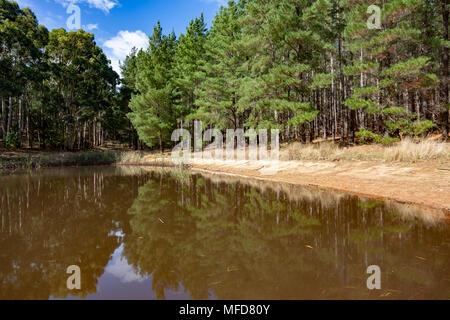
[281,138,449,163]
[383,138,449,162]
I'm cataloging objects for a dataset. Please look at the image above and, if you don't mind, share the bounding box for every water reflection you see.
[0,166,448,300]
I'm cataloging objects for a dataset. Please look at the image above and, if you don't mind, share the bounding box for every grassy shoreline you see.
[0,150,121,172]
[282,138,449,163]
[0,149,176,173]
[1,138,448,172]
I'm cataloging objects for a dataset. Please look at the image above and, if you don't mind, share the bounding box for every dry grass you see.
[281,138,450,163]
[383,138,449,162]
[282,142,345,161]
[117,151,177,167]
[1,138,447,173]
[117,151,149,164]
[281,142,383,161]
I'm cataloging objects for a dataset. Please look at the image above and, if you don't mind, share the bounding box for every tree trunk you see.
[98,122,102,147]
[18,96,22,148]
[331,55,337,141]
[338,37,346,144]
[1,97,5,141]
[441,0,449,139]
[93,120,96,147]
[349,109,356,144]
[27,114,32,149]
[6,97,13,137]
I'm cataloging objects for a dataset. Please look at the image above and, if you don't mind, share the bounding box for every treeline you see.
[123,0,449,152]
[0,0,137,150]
[1,0,448,152]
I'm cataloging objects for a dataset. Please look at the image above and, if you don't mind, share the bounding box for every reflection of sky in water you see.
[105,244,146,284]
[60,241,192,300]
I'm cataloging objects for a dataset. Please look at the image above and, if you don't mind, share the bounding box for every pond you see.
[0,166,448,300]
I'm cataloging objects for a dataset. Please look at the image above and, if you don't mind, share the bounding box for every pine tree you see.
[128,22,177,153]
[343,0,440,143]
[172,14,208,127]
[193,0,247,130]
[239,0,321,141]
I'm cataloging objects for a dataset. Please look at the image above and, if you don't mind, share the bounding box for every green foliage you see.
[355,129,399,145]
[408,120,437,136]
[0,1,120,151]
[355,129,379,144]
[172,14,208,122]
[343,62,378,76]
[121,0,445,148]
[342,0,443,143]
[2,0,448,152]
[344,98,376,110]
[385,119,410,136]
[384,118,437,138]
[5,131,19,149]
[377,135,400,145]
[382,57,431,78]
[193,1,247,129]
[126,22,177,151]
[310,73,334,89]
[381,107,408,116]
[353,86,379,98]
[40,128,65,149]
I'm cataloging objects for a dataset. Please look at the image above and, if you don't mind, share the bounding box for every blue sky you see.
[15,0,226,73]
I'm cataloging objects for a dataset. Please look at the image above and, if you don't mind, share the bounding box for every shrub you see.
[5,131,20,149]
[408,120,436,137]
[376,136,399,145]
[355,128,379,144]
[355,129,398,145]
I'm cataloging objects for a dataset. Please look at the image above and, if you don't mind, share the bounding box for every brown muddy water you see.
[0,166,448,300]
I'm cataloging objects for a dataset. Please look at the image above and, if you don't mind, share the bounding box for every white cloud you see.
[84,23,98,31]
[56,0,119,14]
[103,30,148,74]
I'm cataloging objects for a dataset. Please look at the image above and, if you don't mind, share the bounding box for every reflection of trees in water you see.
[0,168,448,299]
[0,168,148,299]
[124,171,450,300]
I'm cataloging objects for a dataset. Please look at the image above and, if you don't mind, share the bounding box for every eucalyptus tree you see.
[45,28,118,149]
[0,0,48,147]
